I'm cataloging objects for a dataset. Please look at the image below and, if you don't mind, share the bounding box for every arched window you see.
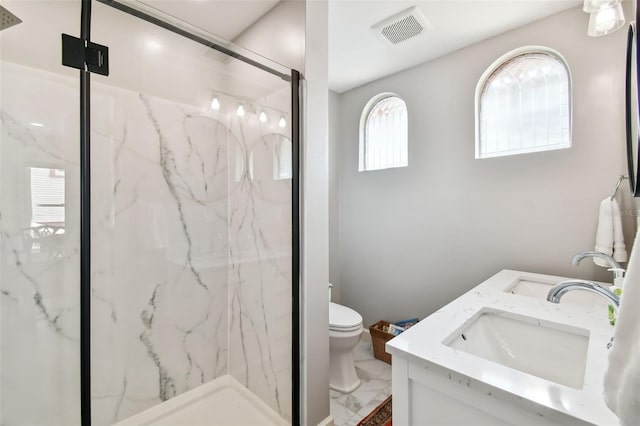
[359,94,408,171]
[475,46,571,159]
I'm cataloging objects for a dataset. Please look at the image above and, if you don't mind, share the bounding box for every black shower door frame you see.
[70,1,301,424]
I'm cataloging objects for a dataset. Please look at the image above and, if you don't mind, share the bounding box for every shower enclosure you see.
[0,1,300,424]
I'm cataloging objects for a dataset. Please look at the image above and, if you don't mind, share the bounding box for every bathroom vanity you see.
[386,269,619,425]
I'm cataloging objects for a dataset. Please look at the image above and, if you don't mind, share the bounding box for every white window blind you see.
[476,48,571,159]
[359,95,408,171]
[30,167,65,226]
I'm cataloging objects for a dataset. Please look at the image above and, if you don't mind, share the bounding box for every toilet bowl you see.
[329,301,363,393]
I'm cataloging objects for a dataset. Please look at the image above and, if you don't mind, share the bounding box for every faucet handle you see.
[608,268,625,287]
[607,267,625,279]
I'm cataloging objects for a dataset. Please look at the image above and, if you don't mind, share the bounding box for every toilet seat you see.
[330,302,363,331]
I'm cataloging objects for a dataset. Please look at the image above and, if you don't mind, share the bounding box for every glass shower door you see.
[88,2,294,424]
[0,2,82,425]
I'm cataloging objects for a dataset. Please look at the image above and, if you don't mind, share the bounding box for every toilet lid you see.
[330,302,363,330]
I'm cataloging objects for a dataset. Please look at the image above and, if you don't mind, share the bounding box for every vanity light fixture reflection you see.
[208,94,286,127]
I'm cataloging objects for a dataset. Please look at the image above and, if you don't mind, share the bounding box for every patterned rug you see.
[357,395,392,426]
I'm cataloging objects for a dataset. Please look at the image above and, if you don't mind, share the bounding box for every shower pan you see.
[0,1,301,425]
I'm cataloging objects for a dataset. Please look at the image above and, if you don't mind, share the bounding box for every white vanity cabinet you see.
[386,270,620,426]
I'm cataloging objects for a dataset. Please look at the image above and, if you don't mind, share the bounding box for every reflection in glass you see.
[274,136,292,180]
[248,134,292,182]
[25,167,66,257]
[29,167,65,226]
[85,2,295,422]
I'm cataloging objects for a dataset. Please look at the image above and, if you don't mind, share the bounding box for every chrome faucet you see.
[547,279,621,311]
[571,251,624,281]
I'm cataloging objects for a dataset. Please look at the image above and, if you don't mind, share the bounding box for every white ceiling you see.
[129,0,583,94]
[328,1,582,93]
[137,0,281,41]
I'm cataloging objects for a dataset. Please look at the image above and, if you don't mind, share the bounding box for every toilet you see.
[329,285,363,393]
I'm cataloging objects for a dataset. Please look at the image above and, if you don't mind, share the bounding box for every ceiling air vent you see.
[372,6,432,45]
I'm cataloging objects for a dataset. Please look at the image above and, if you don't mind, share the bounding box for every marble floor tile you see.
[349,379,384,408]
[330,340,392,426]
[355,359,392,381]
[352,341,375,362]
[330,397,359,425]
[343,414,364,426]
[330,389,344,400]
[355,390,389,418]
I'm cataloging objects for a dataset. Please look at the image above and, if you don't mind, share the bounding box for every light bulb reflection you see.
[236,104,245,117]
[259,111,268,123]
[145,38,163,53]
[278,116,287,128]
[211,97,220,111]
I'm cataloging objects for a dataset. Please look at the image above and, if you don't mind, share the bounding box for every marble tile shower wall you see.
[89,83,232,425]
[1,62,292,425]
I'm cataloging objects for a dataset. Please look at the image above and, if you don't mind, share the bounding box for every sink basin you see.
[445,309,589,389]
[505,277,610,309]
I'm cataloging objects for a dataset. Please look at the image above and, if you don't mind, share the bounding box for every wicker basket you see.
[369,320,393,364]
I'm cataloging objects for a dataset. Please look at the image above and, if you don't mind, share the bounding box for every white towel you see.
[603,230,640,425]
[612,201,628,263]
[594,198,628,267]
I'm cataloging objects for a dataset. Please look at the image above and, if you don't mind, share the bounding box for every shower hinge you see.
[61,34,110,76]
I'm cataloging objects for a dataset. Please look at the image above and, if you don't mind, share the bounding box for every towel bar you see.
[611,175,629,201]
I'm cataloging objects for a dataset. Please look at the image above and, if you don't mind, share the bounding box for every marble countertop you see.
[386,269,619,425]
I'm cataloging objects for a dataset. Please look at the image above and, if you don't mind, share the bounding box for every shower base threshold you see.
[114,375,288,426]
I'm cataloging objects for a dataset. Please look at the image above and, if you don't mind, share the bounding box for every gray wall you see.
[303,1,330,425]
[332,6,637,326]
